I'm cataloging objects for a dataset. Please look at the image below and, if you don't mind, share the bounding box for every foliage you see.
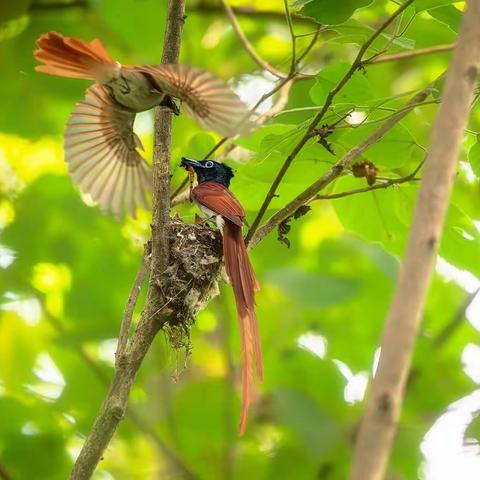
[0,1,479,479]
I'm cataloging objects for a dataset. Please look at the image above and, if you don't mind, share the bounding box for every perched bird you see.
[34,31,251,217]
[181,157,262,435]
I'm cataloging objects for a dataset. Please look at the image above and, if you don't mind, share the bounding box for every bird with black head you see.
[181,157,262,435]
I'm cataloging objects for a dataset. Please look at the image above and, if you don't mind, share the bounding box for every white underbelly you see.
[198,204,224,232]
[106,71,164,112]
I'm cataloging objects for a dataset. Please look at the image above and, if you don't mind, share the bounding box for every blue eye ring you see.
[205,161,214,168]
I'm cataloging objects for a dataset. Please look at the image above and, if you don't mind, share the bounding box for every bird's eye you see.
[205,161,214,168]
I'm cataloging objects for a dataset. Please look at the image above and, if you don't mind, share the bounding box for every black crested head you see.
[180,157,234,188]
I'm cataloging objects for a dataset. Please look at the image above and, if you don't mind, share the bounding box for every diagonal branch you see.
[36,291,196,479]
[115,247,149,364]
[248,78,436,249]
[170,75,295,202]
[350,1,480,478]
[245,0,416,245]
[433,287,480,348]
[312,171,421,201]
[221,0,285,78]
[370,43,455,64]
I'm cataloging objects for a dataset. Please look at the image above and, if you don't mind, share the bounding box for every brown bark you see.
[349,1,480,479]
[69,1,186,478]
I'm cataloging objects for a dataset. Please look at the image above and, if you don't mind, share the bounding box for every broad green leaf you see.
[273,389,340,459]
[266,267,359,307]
[340,123,419,169]
[427,5,463,31]
[310,63,374,106]
[299,0,374,25]
[235,124,298,153]
[415,0,461,12]
[332,175,416,254]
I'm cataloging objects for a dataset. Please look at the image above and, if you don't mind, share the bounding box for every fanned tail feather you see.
[223,221,262,435]
[34,31,119,82]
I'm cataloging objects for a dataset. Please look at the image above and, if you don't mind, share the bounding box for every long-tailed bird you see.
[181,157,262,435]
[34,32,251,217]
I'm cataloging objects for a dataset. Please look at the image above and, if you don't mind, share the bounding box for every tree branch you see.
[245,0,416,245]
[220,0,285,78]
[170,75,295,203]
[283,0,297,74]
[433,287,480,348]
[349,2,480,478]
[370,43,456,64]
[69,2,186,478]
[248,80,435,249]
[312,170,421,201]
[34,291,197,479]
[189,2,317,25]
[115,247,148,364]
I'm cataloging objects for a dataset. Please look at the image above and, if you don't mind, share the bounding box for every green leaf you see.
[332,175,417,255]
[340,123,418,169]
[465,411,480,443]
[310,63,374,106]
[414,0,460,12]
[468,135,480,177]
[266,267,359,307]
[273,389,340,459]
[427,5,463,32]
[183,132,216,159]
[235,124,298,153]
[299,0,374,25]
[0,15,29,41]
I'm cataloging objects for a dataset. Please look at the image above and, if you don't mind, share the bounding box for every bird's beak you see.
[180,157,203,169]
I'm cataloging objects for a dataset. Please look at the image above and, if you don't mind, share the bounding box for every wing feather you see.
[65,84,151,218]
[131,64,252,138]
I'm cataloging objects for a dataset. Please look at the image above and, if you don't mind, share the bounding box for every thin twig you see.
[370,43,456,64]
[221,0,285,78]
[283,0,297,74]
[296,26,321,64]
[171,74,295,202]
[313,173,420,201]
[350,1,480,477]
[189,2,318,25]
[245,0,416,245]
[433,287,480,348]
[248,78,437,249]
[115,248,149,365]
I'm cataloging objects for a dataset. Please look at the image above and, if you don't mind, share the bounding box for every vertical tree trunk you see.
[69,1,186,478]
[349,2,480,479]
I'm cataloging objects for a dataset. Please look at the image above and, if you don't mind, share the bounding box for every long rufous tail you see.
[34,31,119,82]
[223,220,262,435]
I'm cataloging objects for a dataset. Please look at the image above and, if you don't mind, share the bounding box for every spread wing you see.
[192,182,245,227]
[65,84,151,218]
[131,64,252,138]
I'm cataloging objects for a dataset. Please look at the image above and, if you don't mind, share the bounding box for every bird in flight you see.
[34,32,251,217]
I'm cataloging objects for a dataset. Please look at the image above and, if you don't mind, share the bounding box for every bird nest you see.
[159,215,223,350]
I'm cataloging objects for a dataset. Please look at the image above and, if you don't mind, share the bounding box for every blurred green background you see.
[1,0,480,479]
